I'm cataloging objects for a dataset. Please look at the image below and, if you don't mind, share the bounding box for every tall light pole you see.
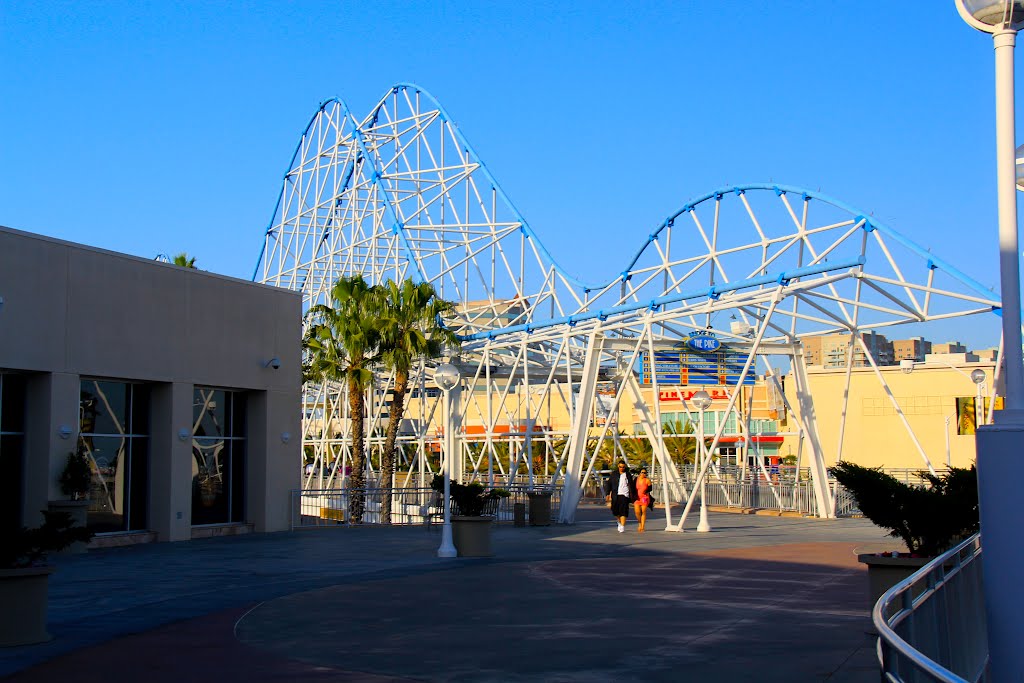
[957,0,1024,409]
[956,3,1024,680]
[434,363,461,558]
[944,414,953,468]
[971,368,988,426]
[692,390,713,533]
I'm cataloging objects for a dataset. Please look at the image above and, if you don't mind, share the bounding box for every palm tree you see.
[172,252,197,268]
[303,275,381,523]
[663,419,699,469]
[376,278,458,523]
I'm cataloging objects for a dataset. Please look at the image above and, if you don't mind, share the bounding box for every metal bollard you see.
[513,502,526,527]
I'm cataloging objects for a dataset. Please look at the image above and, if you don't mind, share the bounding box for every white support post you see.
[789,344,835,519]
[450,385,464,483]
[834,332,856,465]
[670,295,781,530]
[977,27,1024,683]
[437,385,457,558]
[558,331,604,524]
[623,373,688,512]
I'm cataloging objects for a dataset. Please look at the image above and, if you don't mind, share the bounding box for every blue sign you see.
[686,335,721,353]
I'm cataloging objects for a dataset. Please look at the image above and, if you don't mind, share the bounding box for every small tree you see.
[172,253,197,268]
[829,461,979,556]
[59,450,92,500]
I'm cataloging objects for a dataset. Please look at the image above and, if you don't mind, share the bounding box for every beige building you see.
[932,341,968,354]
[783,361,996,471]
[0,226,301,541]
[975,348,999,362]
[892,337,932,363]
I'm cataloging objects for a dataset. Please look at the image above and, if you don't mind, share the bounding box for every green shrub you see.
[430,474,510,516]
[0,510,94,568]
[829,461,979,556]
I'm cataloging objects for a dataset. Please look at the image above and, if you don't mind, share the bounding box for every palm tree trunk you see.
[348,377,366,524]
[380,371,408,524]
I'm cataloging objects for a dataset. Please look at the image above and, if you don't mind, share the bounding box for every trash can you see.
[513,502,527,527]
[527,490,552,526]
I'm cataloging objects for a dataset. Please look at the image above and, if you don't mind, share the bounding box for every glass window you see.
[1,374,26,434]
[191,388,246,525]
[79,380,150,533]
[0,374,27,532]
[702,410,716,434]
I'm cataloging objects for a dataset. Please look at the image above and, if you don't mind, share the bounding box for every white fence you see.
[674,474,859,517]
[291,485,562,529]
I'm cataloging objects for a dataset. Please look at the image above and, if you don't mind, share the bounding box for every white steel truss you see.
[256,84,1003,527]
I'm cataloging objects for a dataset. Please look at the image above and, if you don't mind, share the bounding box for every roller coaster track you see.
[257,84,1001,526]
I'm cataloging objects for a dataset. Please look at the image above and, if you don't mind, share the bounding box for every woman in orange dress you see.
[634,468,652,532]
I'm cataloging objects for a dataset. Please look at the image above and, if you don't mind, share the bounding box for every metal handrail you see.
[873,533,987,683]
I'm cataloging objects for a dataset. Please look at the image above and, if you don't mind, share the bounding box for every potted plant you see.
[195,466,221,507]
[49,450,93,552]
[829,461,979,607]
[431,475,510,557]
[0,510,94,646]
[59,449,93,500]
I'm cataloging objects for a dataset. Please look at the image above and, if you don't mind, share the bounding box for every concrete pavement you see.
[1,509,897,682]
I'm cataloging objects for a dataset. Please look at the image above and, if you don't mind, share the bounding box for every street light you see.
[971,368,988,426]
[691,390,713,533]
[956,3,1024,679]
[955,0,1024,410]
[434,363,461,558]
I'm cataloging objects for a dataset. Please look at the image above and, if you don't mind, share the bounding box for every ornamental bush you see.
[829,461,979,557]
[430,475,510,516]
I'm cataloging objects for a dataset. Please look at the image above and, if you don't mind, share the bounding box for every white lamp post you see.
[944,414,953,467]
[434,363,461,558]
[691,390,713,533]
[956,0,1024,409]
[956,3,1024,680]
[971,368,988,426]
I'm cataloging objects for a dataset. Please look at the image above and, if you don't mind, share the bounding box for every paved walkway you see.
[1,509,897,682]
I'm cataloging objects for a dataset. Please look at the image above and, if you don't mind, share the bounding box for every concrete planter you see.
[858,553,931,610]
[0,566,55,646]
[452,515,494,557]
[47,500,90,554]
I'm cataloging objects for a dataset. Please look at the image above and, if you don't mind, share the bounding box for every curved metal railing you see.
[874,533,987,683]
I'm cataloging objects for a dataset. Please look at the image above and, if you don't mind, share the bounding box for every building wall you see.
[0,226,302,539]
[782,362,995,470]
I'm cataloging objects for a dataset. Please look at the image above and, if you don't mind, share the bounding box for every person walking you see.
[605,460,636,533]
[634,467,652,533]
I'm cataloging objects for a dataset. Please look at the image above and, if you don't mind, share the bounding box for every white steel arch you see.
[257,84,1003,527]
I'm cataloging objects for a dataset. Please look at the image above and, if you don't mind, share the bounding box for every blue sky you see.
[1,1,1018,349]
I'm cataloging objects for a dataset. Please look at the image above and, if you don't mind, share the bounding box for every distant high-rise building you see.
[802,331,893,368]
[892,337,932,362]
[932,341,967,354]
[801,336,823,365]
[975,348,999,362]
